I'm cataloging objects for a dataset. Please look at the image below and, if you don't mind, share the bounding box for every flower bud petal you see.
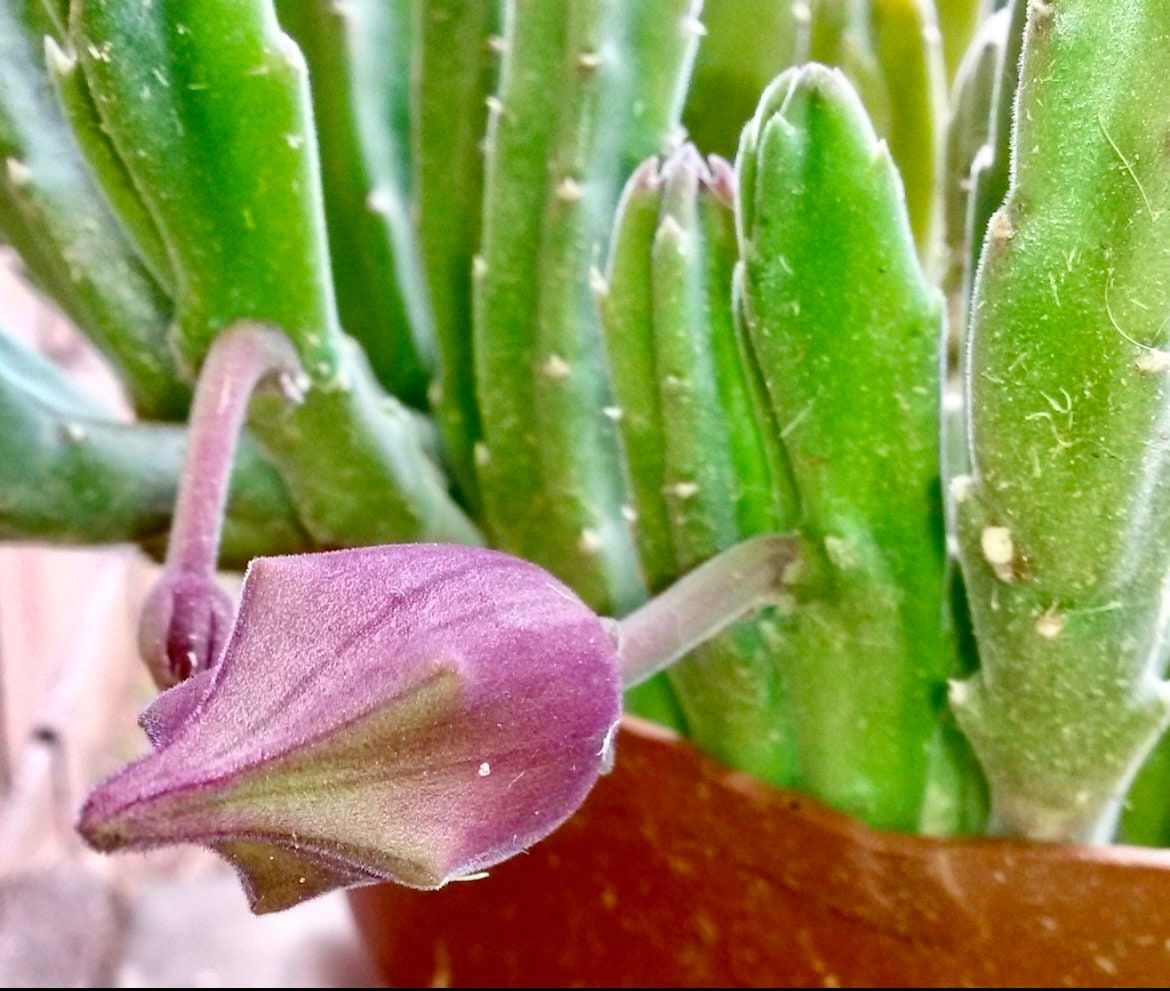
[81,545,621,911]
[139,670,213,747]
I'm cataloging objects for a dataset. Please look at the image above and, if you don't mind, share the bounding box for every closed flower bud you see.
[79,543,621,912]
[137,569,235,688]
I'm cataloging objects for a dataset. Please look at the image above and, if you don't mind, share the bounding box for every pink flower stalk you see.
[138,322,299,688]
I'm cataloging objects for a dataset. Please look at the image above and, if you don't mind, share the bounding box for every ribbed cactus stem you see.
[276,0,436,407]
[411,0,500,507]
[736,65,954,830]
[601,145,801,782]
[600,157,675,590]
[474,0,701,614]
[72,0,480,547]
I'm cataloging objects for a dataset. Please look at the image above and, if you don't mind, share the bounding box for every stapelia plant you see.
[79,318,797,909]
[4,0,1170,910]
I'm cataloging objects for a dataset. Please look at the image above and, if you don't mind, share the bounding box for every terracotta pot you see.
[349,718,1170,987]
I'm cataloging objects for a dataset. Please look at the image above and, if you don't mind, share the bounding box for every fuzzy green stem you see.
[736,65,954,831]
[953,0,1170,843]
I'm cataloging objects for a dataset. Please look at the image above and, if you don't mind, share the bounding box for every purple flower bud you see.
[79,544,621,912]
[138,569,235,688]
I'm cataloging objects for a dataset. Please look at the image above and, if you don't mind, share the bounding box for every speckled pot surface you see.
[350,718,1170,988]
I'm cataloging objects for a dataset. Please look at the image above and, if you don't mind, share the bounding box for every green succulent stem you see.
[411,0,501,508]
[0,328,308,565]
[42,34,174,296]
[276,0,436,408]
[808,0,946,260]
[961,0,1025,305]
[473,0,701,615]
[953,0,1170,843]
[936,0,989,82]
[602,146,801,784]
[1,0,187,419]
[737,65,953,831]
[941,5,1008,334]
[71,0,479,548]
[684,0,806,159]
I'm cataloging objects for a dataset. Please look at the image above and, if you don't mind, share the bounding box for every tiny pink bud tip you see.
[138,569,235,688]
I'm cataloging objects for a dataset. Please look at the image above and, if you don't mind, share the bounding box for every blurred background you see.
[0,254,379,987]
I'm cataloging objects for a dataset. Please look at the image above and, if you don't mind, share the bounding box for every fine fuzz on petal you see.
[80,544,621,911]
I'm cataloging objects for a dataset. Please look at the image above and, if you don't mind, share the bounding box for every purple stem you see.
[166,323,300,575]
[139,323,300,688]
[614,534,801,688]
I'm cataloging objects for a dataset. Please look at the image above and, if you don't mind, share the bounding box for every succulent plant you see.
[4,0,1170,912]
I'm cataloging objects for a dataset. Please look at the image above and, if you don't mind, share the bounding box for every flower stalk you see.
[616,533,800,688]
[138,322,300,688]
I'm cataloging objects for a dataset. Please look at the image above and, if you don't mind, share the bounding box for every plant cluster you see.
[4,0,1170,910]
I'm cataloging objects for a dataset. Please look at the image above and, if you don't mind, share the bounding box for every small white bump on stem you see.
[578,529,601,554]
[1136,350,1170,374]
[1035,608,1066,639]
[981,526,1016,582]
[44,36,78,76]
[5,158,31,188]
[542,354,571,380]
[989,210,1014,243]
[58,422,88,444]
[949,474,975,503]
[556,178,583,203]
[366,189,393,216]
